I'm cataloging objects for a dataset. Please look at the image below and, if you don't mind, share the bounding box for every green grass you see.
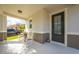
[7,35,19,41]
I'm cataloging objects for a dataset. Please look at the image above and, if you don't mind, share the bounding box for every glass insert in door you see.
[54,15,62,34]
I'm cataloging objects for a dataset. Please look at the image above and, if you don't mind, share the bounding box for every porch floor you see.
[0,40,79,54]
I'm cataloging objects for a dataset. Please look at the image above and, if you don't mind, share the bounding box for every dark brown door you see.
[52,12,64,43]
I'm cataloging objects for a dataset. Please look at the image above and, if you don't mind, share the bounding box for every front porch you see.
[0,4,79,54]
[0,40,79,54]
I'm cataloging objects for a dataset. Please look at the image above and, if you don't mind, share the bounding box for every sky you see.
[7,16,27,26]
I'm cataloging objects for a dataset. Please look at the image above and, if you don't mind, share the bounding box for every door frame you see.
[49,8,68,46]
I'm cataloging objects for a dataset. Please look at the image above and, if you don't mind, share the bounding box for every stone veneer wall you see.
[67,34,79,49]
[33,33,49,43]
[0,32,7,41]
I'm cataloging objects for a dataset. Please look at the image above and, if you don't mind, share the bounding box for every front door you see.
[52,12,64,43]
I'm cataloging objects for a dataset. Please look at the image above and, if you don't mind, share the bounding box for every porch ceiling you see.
[0,4,67,20]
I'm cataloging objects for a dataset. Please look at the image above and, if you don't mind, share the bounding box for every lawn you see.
[7,35,19,41]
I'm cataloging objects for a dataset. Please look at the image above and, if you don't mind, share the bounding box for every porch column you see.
[0,14,7,41]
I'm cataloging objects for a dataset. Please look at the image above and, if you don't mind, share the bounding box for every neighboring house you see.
[0,4,79,49]
[7,24,17,29]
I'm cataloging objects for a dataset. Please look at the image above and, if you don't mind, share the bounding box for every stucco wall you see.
[32,9,50,33]
[30,5,79,43]
[32,8,50,43]
[67,5,79,49]
[67,5,79,34]
[42,9,50,33]
[32,5,79,34]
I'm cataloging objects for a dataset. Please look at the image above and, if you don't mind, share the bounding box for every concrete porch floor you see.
[0,40,79,54]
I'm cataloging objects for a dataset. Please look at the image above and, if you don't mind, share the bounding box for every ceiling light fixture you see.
[18,10,22,14]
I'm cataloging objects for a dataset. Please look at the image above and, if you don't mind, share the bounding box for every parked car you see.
[7,29,21,35]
